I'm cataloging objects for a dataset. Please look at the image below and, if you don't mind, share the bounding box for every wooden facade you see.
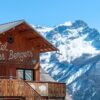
[0,20,66,100]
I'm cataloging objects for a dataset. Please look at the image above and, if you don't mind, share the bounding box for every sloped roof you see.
[0,20,58,52]
[0,20,24,33]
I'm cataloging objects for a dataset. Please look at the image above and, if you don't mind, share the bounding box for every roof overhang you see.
[0,20,58,53]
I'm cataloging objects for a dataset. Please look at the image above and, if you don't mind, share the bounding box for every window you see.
[18,69,24,80]
[25,70,33,81]
[17,69,34,81]
[7,35,14,44]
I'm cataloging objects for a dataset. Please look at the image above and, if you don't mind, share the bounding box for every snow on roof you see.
[0,20,24,34]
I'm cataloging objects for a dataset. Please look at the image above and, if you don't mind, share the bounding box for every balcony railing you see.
[28,81,66,99]
[0,76,66,100]
[0,77,42,100]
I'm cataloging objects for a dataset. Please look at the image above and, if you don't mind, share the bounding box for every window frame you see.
[17,68,35,81]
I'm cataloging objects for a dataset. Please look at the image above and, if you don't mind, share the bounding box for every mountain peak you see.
[72,20,88,28]
[36,20,100,100]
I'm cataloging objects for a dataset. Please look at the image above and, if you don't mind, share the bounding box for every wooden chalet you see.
[0,20,66,100]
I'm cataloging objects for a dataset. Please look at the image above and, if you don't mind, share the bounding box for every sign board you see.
[0,42,36,65]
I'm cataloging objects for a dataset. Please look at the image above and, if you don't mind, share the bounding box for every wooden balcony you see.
[0,77,66,100]
[0,77,42,100]
[28,81,66,99]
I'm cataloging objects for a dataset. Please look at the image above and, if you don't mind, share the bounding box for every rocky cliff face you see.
[34,20,100,100]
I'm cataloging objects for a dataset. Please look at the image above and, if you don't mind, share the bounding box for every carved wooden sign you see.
[0,42,35,65]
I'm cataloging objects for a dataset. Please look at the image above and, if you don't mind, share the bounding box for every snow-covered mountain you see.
[34,20,100,100]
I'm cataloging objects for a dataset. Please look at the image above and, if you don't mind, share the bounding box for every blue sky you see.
[0,0,100,31]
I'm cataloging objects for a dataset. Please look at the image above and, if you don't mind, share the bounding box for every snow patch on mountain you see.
[32,25,53,34]
[58,34,100,63]
[66,64,92,85]
[37,27,53,33]
[67,27,83,38]
[59,21,72,27]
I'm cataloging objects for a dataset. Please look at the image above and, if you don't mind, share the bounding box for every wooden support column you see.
[35,68,40,81]
[34,62,40,81]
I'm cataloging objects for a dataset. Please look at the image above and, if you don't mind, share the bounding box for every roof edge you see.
[23,20,58,52]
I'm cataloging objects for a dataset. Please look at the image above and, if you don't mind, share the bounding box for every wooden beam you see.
[40,49,56,53]
[17,29,33,33]
[27,37,40,40]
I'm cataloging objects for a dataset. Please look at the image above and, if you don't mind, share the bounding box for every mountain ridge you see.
[34,20,100,100]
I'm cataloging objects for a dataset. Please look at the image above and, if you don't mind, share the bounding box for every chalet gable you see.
[0,20,57,53]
